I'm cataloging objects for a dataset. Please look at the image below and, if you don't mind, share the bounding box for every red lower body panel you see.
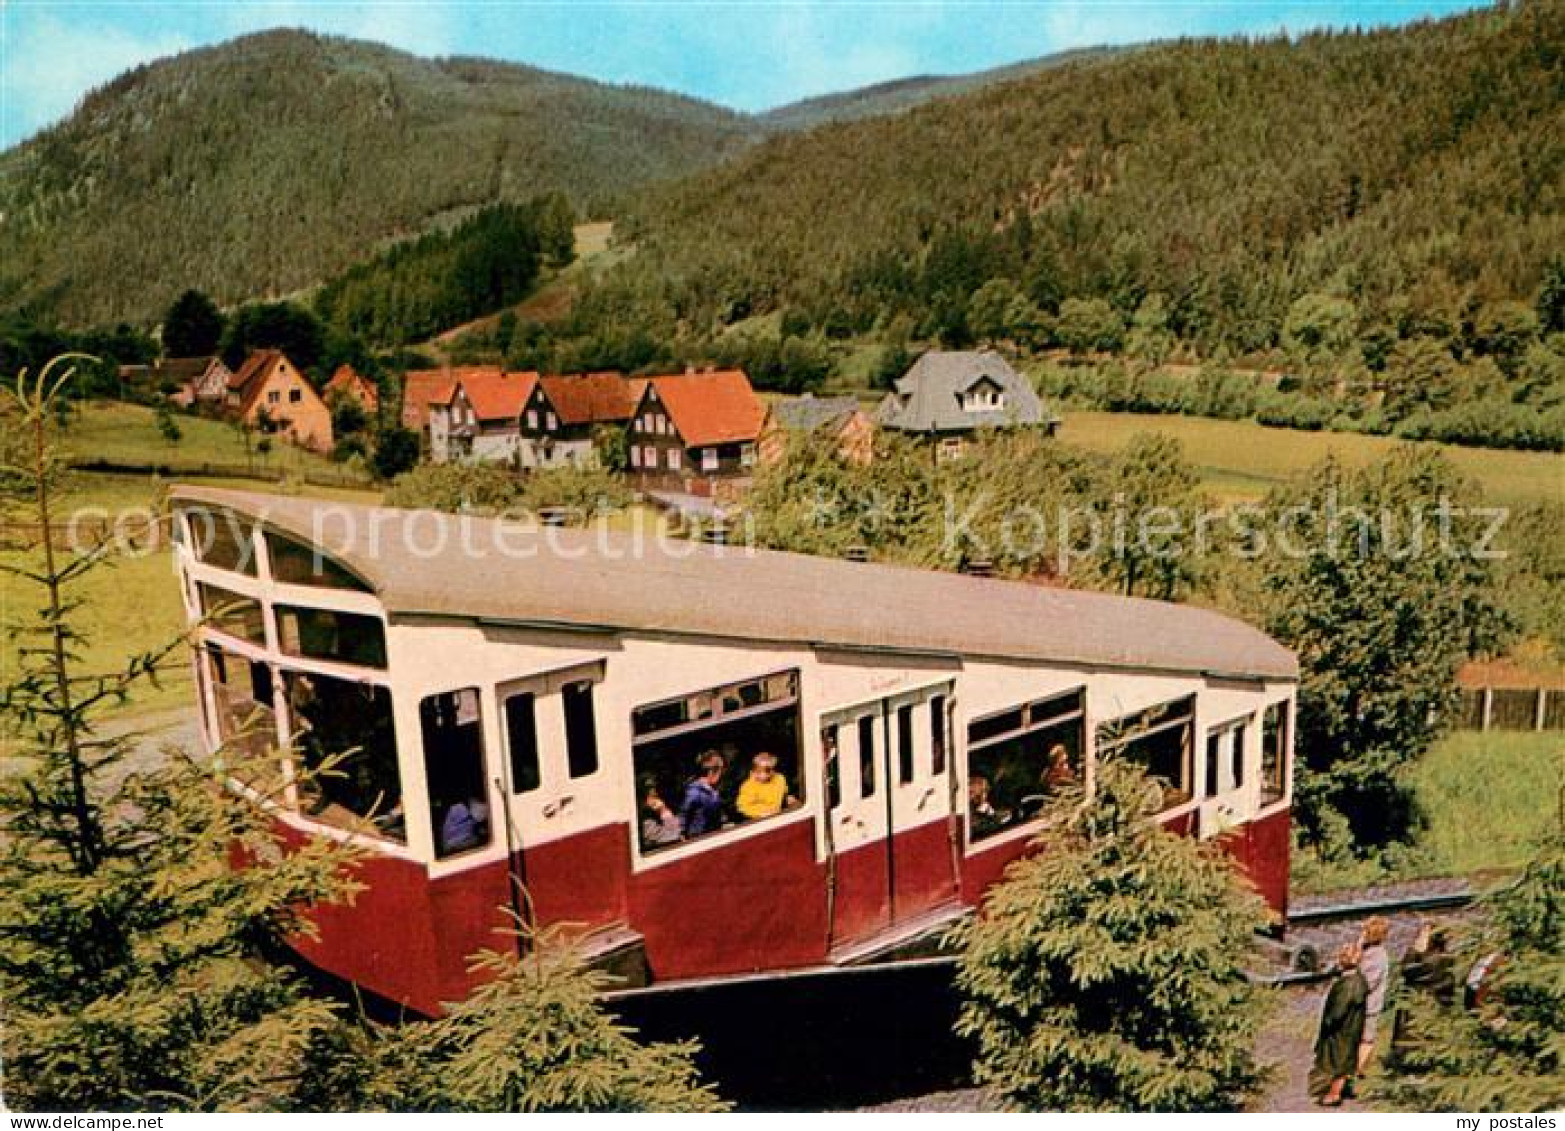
[890,817,961,921]
[273,821,513,1017]
[1220,806,1291,920]
[628,818,826,980]
[279,805,1293,1008]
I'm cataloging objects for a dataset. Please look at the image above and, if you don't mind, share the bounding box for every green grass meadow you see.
[1058,410,1564,508]
[58,400,349,477]
[1294,729,1563,894]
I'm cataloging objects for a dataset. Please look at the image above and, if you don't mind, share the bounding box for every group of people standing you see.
[639,749,798,849]
[1311,916,1456,1106]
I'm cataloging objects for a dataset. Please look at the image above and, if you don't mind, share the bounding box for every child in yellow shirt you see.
[736,752,791,820]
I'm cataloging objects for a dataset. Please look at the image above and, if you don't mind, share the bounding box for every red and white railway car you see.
[171,486,1297,1017]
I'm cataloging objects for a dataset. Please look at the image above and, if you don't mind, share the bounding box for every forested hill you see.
[617,3,1563,356]
[755,47,1123,132]
[0,29,756,326]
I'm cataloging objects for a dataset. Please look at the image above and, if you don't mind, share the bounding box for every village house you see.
[324,364,380,416]
[517,372,649,469]
[878,349,1059,462]
[401,369,459,443]
[758,393,876,467]
[118,355,234,408]
[626,369,768,498]
[225,349,333,453]
[427,368,538,464]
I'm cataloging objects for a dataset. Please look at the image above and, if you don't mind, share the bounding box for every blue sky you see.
[2,0,1483,149]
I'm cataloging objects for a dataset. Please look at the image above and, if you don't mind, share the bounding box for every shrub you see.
[1255,390,1335,431]
[384,462,522,511]
[1375,833,1564,1111]
[370,425,421,479]
[368,938,726,1111]
[952,758,1267,1112]
[1395,399,1565,452]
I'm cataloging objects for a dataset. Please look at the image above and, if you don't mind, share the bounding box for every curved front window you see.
[178,504,405,847]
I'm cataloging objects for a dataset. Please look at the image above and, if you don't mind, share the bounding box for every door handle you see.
[542,794,576,818]
[917,786,936,811]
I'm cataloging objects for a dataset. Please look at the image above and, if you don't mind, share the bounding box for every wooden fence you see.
[1457,687,1565,732]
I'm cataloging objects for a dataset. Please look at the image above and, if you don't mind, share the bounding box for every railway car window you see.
[198,582,266,645]
[822,724,841,809]
[966,688,1085,842]
[896,704,916,785]
[1261,702,1288,805]
[205,645,280,771]
[563,681,599,779]
[630,670,802,853]
[1204,720,1247,798]
[1098,696,1196,812]
[264,531,371,592]
[420,689,490,859]
[504,693,541,794]
[930,694,948,777]
[183,507,257,575]
[857,715,877,799]
[275,605,387,669]
[284,671,403,843]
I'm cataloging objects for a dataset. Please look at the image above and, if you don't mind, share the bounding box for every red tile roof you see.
[456,368,539,422]
[228,348,281,393]
[538,371,644,426]
[401,369,461,430]
[644,370,766,448]
[325,365,379,412]
[229,350,301,416]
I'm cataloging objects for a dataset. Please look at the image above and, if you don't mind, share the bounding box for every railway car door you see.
[884,685,959,922]
[822,703,893,945]
[495,662,627,933]
[823,682,957,949]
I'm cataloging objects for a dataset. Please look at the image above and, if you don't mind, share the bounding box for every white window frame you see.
[667,447,682,471]
[700,447,719,472]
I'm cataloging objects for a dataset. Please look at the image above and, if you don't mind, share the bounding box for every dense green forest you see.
[754,46,1122,131]
[0,29,755,326]
[315,196,575,346]
[600,3,1560,362]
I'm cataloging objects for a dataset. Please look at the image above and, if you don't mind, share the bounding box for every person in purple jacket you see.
[679,751,727,838]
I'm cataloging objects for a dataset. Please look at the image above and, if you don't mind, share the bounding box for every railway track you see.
[1256,882,1482,987]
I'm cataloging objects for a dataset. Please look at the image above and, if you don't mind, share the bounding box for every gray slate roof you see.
[769,395,863,433]
[878,349,1057,434]
[173,486,1297,681]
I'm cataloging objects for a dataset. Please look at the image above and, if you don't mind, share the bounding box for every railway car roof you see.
[173,487,1299,681]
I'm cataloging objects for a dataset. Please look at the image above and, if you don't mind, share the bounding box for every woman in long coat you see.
[1312,943,1369,1106]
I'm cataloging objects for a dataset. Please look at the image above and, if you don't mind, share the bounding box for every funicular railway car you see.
[171,486,1298,1017]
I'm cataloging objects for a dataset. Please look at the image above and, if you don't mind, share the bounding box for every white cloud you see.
[1,12,193,145]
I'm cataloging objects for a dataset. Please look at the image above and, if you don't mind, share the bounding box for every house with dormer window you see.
[877,349,1058,462]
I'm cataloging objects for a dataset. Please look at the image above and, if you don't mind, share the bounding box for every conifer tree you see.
[952,758,1267,1112]
[365,934,727,1112]
[162,289,225,357]
[1376,828,1564,1111]
[0,356,359,1110]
